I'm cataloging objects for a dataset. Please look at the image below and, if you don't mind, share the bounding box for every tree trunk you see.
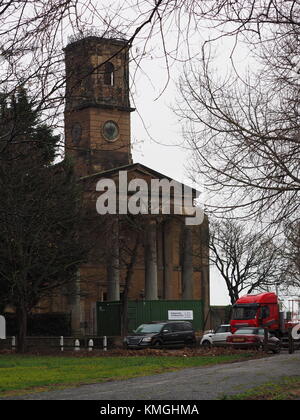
[16,305,28,353]
[182,225,194,299]
[121,234,140,337]
[144,220,158,300]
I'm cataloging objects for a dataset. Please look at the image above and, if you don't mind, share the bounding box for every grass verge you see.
[222,377,300,400]
[0,351,258,397]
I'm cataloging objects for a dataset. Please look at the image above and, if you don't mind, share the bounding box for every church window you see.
[104,62,114,86]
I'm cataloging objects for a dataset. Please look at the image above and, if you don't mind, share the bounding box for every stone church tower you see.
[60,35,210,336]
[64,36,133,176]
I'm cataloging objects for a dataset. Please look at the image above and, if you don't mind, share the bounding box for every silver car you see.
[200,324,232,347]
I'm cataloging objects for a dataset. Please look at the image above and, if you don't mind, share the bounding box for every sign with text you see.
[168,310,194,321]
[0,315,6,339]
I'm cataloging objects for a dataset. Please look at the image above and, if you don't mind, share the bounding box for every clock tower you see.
[64,36,134,176]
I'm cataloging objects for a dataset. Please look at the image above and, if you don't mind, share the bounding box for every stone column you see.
[107,218,120,301]
[182,225,194,299]
[145,219,158,300]
[201,266,210,328]
[163,219,173,299]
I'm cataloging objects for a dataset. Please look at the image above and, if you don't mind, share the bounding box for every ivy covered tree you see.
[0,87,59,163]
[0,88,88,352]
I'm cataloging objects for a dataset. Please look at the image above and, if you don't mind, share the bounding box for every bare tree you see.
[175,23,300,225]
[2,1,300,112]
[119,215,143,337]
[284,222,300,288]
[99,1,300,228]
[3,1,296,159]
[209,219,286,305]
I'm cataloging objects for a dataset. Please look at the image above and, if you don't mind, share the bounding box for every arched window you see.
[104,62,114,86]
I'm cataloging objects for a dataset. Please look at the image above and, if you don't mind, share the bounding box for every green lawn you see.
[222,377,300,400]
[0,353,256,397]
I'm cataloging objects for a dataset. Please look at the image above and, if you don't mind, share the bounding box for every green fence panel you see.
[97,300,204,336]
[128,300,204,332]
[97,301,121,336]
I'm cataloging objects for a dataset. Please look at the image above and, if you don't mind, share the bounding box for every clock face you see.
[102,120,119,142]
[71,123,82,144]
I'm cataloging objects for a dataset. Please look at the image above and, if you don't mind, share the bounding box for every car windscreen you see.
[215,326,230,333]
[232,306,258,320]
[134,323,165,334]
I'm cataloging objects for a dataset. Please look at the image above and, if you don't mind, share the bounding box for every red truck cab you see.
[230,292,280,334]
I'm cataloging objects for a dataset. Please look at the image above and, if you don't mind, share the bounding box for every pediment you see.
[81,162,200,198]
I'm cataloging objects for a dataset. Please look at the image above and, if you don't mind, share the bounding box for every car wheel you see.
[272,345,281,354]
[152,340,162,349]
[201,340,212,348]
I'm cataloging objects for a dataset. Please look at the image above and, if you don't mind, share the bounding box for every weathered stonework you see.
[64,36,133,177]
[41,36,210,336]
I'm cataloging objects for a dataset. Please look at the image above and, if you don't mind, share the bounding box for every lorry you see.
[230,292,298,344]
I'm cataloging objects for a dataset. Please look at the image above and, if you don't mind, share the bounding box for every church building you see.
[49,35,210,336]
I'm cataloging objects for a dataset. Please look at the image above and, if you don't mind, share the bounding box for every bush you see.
[4,312,71,336]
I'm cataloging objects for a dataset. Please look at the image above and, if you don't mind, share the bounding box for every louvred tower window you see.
[104,62,114,86]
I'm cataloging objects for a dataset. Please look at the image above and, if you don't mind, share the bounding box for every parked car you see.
[200,324,232,347]
[124,321,196,349]
[226,327,281,353]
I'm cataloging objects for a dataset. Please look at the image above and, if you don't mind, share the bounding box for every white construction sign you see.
[168,310,194,321]
[0,315,6,339]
